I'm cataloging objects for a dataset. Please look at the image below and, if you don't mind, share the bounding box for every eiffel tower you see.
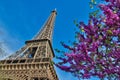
[0,9,58,80]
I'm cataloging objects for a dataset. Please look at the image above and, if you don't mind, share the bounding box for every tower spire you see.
[34,9,57,41]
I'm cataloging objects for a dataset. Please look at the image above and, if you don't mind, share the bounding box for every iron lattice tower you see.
[0,9,58,80]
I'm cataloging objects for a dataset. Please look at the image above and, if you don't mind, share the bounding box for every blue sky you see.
[0,0,101,80]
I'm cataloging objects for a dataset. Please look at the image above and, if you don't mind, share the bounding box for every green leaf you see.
[50,61,54,65]
[89,3,93,9]
[105,40,110,44]
[107,30,112,35]
[55,49,61,53]
[91,0,97,4]
[73,19,79,27]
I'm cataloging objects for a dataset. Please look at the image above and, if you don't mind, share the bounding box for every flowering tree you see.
[55,0,120,79]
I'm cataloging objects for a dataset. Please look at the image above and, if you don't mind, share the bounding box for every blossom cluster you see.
[55,0,120,79]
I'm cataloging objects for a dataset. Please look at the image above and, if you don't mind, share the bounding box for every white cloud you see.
[0,42,12,60]
[0,22,14,60]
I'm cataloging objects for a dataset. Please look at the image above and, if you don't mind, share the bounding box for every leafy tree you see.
[55,0,120,79]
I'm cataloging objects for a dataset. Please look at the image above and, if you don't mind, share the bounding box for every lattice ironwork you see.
[0,9,58,80]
